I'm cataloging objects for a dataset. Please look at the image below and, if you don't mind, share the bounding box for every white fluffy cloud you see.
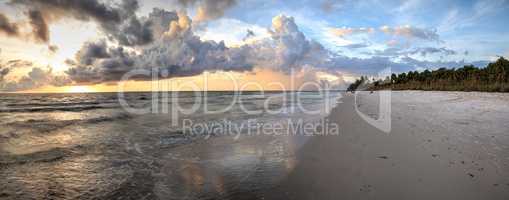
[196,18,269,46]
[175,0,237,21]
[329,27,375,37]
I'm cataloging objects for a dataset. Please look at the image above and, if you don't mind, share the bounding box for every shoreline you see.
[1,91,508,199]
[262,91,509,199]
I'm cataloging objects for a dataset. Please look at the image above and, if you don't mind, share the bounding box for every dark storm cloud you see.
[66,40,137,83]
[0,13,20,37]
[74,41,111,66]
[10,0,154,46]
[65,10,253,84]
[9,0,124,24]
[146,8,178,38]
[27,10,49,43]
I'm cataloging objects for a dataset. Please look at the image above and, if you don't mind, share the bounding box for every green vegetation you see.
[348,57,509,92]
[346,76,368,92]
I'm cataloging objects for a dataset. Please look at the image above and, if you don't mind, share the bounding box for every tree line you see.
[348,57,509,92]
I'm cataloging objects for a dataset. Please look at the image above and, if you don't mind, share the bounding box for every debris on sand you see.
[360,184,372,192]
[431,154,439,158]
[468,173,475,178]
[378,156,388,159]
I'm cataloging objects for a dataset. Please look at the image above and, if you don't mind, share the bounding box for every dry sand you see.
[138,91,509,199]
[263,91,509,199]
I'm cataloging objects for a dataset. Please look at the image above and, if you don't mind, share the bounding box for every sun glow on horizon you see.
[66,86,94,93]
[19,68,348,93]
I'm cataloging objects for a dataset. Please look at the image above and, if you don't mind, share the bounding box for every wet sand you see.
[1,91,509,199]
[264,91,509,199]
[134,91,509,199]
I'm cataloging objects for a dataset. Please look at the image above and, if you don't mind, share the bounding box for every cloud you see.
[329,55,411,74]
[395,0,422,13]
[365,47,458,57]
[342,43,370,49]
[364,47,403,57]
[380,25,440,42]
[48,45,58,53]
[4,59,34,68]
[61,12,487,86]
[266,15,316,70]
[146,8,178,39]
[328,54,488,75]
[10,0,154,46]
[399,56,489,70]
[386,39,399,46]
[407,47,457,57]
[439,0,509,32]
[64,13,333,84]
[66,40,137,83]
[0,67,70,91]
[0,13,20,37]
[65,10,252,84]
[321,0,344,12]
[243,29,255,41]
[329,27,375,37]
[0,7,490,90]
[27,10,49,43]
[176,0,237,21]
[0,58,70,91]
[197,18,269,46]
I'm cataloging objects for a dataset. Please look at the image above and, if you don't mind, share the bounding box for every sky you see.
[0,0,508,92]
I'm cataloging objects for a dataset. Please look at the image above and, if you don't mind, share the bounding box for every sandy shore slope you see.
[264,91,509,200]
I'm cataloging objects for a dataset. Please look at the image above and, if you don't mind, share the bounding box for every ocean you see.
[0,91,341,199]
